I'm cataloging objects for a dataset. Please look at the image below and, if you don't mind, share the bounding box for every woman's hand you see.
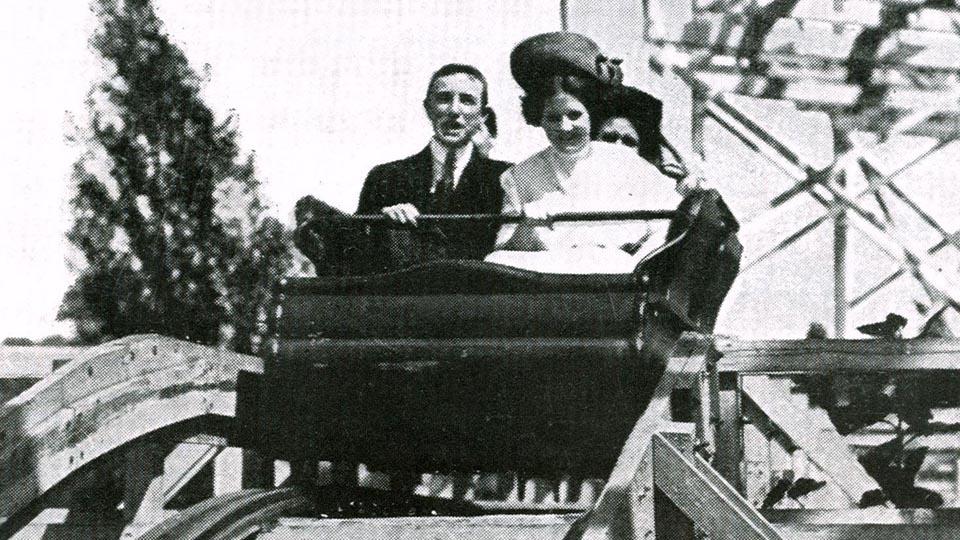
[677,174,706,197]
[676,155,708,197]
[522,193,565,224]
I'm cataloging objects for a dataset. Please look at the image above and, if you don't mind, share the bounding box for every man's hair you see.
[484,107,498,137]
[424,63,489,106]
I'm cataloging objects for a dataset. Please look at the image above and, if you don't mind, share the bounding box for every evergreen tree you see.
[60,0,289,354]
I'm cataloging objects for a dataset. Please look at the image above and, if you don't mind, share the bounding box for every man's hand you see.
[381,203,421,226]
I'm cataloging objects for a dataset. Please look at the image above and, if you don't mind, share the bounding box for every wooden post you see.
[122,442,165,526]
[834,168,848,337]
[712,372,744,492]
[241,449,274,489]
[691,88,709,159]
[213,447,243,496]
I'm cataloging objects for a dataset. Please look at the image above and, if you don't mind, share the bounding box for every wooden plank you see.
[260,515,579,540]
[742,376,881,505]
[652,432,785,540]
[768,509,960,539]
[774,523,960,539]
[0,335,263,525]
[716,337,960,372]
[655,13,960,70]
[688,0,960,32]
[0,347,85,378]
[764,507,960,524]
[651,54,960,140]
[692,68,959,110]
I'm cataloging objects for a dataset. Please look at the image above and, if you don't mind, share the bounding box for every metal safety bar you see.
[304,209,677,227]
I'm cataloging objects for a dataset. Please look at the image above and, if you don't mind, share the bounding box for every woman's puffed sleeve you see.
[494,168,522,249]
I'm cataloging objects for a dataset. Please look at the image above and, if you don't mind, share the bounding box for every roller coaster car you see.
[242,190,740,477]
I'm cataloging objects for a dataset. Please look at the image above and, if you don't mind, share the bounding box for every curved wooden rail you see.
[0,335,262,522]
[138,487,310,540]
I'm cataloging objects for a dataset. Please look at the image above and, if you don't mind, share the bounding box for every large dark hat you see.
[510,32,624,92]
[605,84,663,131]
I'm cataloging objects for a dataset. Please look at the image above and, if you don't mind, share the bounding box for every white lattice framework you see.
[627,0,960,337]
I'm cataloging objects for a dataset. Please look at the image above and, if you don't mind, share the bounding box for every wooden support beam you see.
[707,93,835,171]
[213,447,244,496]
[653,13,960,71]
[712,372,745,490]
[742,376,881,506]
[651,432,785,539]
[835,170,849,337]
[241,450,274,490]
[686,67,960,310]
[0,335,263,522]
[260,515,580,540]
[716,336,960,373]
[808,175,960,312]
[764,508,960,539]
[123,442,165,528]
[162,441,224,504]
[683,0,960,32]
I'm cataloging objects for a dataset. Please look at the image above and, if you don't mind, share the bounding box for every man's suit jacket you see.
[357,145,511,268]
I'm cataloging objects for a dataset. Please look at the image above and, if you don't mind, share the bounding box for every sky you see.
[0,1,957,341]
[0,1,567,341]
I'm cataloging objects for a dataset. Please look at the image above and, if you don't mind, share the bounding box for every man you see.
[356,64,511,266]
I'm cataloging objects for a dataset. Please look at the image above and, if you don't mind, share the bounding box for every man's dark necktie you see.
[433,148,457,212]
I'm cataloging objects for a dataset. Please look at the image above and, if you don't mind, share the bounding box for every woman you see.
[596,84,663,166]
[485,34,681,273]
[596,84,705,196]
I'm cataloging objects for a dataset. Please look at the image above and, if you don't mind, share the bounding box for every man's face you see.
[425,73,484,147]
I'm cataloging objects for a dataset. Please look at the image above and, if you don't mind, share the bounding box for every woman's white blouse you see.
[488,143,681,273]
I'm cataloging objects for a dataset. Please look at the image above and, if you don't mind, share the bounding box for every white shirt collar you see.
[429,139,474,190]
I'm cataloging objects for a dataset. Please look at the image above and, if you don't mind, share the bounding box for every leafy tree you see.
[1,338,35,346]
[59,0,289,354]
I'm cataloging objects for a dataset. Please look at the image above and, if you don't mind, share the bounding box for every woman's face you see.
[541,92,591,154]
[598,117,640,150]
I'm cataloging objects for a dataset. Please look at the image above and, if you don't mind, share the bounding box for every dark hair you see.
[520,75,606,135]
[425,63,488,106]
[483,107,498,137]
[595,85,664,163]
